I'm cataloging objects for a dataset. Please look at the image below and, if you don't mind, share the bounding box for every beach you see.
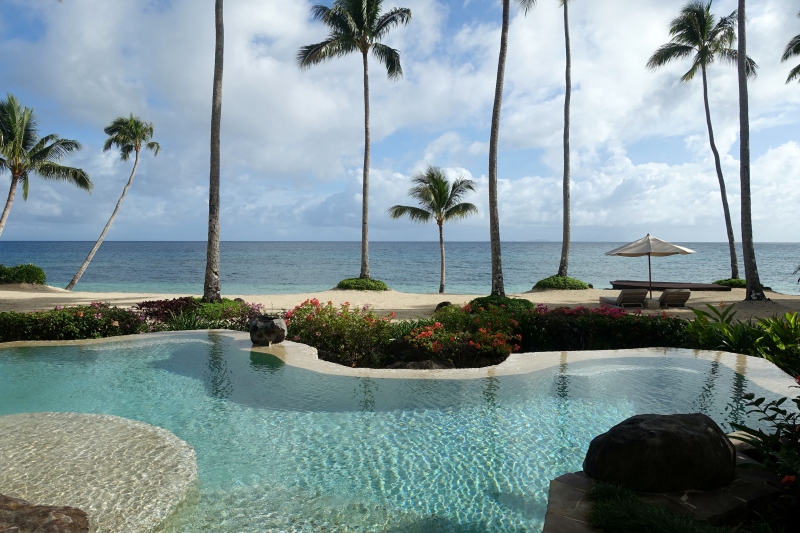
[1,283,798,322]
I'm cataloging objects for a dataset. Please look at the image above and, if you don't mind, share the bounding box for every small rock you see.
[0,493,90,533]
[435,301,452,312]
[249,316,287,346]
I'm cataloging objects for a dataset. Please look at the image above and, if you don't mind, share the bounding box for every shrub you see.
[336,278,389,291]
[712,278,746,288]
[285,299,395,367]
[0,302,152,342]
[533,275,590,290]
[135,297,266,332]
[467,296,535,314]
[135,297,199,323]
[0,263,46,285]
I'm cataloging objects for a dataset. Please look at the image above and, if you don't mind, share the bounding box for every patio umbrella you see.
[605,234,695,299]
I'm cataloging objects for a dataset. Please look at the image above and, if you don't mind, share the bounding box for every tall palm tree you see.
[557,0,571,278]
[65,115,159,290]
[781,12,800,83]
[737,0,766,300]
[204,0,224,303]
[489,0,536,297]
[646,0,756,281]
[388,166,477,293]
[298,0,411,280]
[0,93,92,237]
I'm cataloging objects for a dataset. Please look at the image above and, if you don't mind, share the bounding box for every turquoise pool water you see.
[0,333,790,532]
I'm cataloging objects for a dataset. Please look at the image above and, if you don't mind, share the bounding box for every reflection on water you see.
[1,334,796,533]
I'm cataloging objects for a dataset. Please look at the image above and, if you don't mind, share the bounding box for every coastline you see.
[1,284,799,322]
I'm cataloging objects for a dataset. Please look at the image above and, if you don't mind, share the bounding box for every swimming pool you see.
[0,332,795,532]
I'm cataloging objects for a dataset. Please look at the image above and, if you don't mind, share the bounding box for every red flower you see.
[781,475,796,486]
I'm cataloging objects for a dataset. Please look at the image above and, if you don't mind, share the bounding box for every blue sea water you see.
[0,241,798,295]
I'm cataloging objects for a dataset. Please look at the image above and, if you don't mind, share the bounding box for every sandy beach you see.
[1,283,798,322]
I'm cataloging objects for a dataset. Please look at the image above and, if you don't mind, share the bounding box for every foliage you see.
[285,299,395,368]
[684,305,800,376]
[135,297,265,332]
[587,483,728,533]
[134,297,199,323]
[533,275,589,290]
[336,278,389,291]
[514,304,688,352]
[0,263,46,285]
[0,302,152,342]
[712,278,746,288]
[730,391,800,480]
[467,296,535,314]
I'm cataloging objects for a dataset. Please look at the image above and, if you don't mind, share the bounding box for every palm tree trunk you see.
[360,50,371,279]
[737,0,766,300]
[557,0,571,278]
[0,175,19,237]
[204,0,224,302]
[65,153,139,290]
[438,221,445,293]
[488,0,509,297]
[701,65,739,280]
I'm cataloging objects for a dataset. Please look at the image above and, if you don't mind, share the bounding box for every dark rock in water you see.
[387,360,453,370]
[435,301,452,312]
[249,316,287,346]
[583,413,736,492]
[0,493,90,533]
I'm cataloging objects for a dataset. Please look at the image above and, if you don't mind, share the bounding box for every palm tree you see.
[489,0,536,297]
[388,167,477,293]
[65,115,159,290]
[0,93,92,237]
[557,0,571,278]
[781,12,800,83]
[204,0,224,303]
[298,0,411,280]
[646,0,756,282]
[737,0,766,300]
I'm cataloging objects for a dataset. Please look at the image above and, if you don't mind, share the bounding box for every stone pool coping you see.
[1,330,797,397]
[0,412,198,533]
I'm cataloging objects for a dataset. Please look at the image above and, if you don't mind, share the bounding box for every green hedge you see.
[0,263,46,285]
[533,275,590,290]
[712,278,746,288]
[467,295,536,313]
[336,278,389,291]
[0,303,151,342]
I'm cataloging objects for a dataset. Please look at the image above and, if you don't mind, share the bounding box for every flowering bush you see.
[135,297,266,331]
[405,319,522,367]
[0,302,152,342]
[285,299,395,367]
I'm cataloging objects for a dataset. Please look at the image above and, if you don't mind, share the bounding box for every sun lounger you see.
[599,289,648,309]
[658,288,691,308]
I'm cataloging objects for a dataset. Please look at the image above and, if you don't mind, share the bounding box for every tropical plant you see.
[0,93,92,237]
[533,274,589,290]
[647,1,756,281]
[713,277,746,288]
[336,277,389,291]
[781,12,800,83]
[388,166,478,293]
[65,115,159,290]
[557,0,572,278]
[297,0,411,281]
[737,0,767,300]
[204,0,224,303]
[0,263,46,285]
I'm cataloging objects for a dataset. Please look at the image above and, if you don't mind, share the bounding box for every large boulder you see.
[249,316,287,346]
[0,493,90,533]
[583,413,736,493]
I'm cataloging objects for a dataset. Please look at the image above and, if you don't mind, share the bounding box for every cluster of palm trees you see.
[0,94,159,291]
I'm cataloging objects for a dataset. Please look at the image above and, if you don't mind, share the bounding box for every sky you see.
[0,0,798,243]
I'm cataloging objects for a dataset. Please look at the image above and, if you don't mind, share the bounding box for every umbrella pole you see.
[648,254,652,300]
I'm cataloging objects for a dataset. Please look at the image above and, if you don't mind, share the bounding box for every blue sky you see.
[0,0,798,243]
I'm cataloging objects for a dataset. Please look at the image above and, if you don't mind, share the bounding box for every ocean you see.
[0,241,798,296]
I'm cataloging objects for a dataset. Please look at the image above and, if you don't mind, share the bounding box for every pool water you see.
[0,333,791,532]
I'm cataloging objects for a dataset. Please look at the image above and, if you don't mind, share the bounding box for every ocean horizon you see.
[1,240,798,296]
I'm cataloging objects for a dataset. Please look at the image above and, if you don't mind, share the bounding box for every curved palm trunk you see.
[488,0,509,297]
[737,0,765,301]
[701,65,739,280]
[204,0,224,302]
[557,0,571,278]
[438,221,445,293]
[360,50,371,279]
[0,175,19,237]
[65,153,139,290]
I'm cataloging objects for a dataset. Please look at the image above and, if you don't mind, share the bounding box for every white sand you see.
[1,284,798,322]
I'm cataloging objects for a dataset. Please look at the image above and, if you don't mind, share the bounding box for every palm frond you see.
[387,204,431,223]
[371,43,402,79]
[447,177,476,205]
[29,136,82,163]
[21,174,29,201]
[786,63,800,84]
[680,58,702,82]
[146,141,161,155]
[782,34,800,62]
[443,202,478,222]
[297,37,358,69]
[717,49,758,78]
[516,0,537,15]
[103,114,158,160]
[373,7,411,41]
[646,43,695,70]
[35,162,93,192]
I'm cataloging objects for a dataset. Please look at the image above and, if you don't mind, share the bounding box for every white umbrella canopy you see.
[606,234,696,298]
